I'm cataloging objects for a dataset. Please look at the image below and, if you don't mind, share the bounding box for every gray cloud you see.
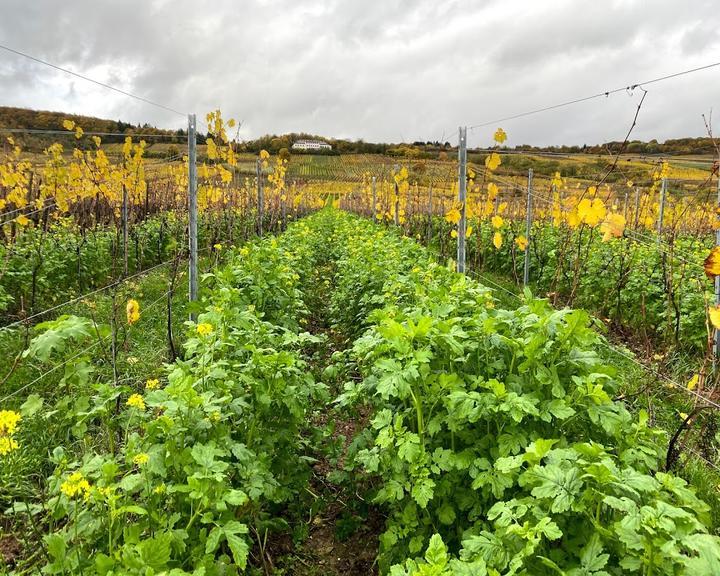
[0,0,718,146]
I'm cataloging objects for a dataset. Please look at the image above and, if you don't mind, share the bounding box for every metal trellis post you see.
[187,113,198,319]
[457,126,467,273]
[122,180,128,277]
[427,183,433,244]
[657,177,667,244]
[281,187,287,231]
[623,190,629,222]
[256,159,264,237]
[715,176,720,358]
[523,168,534,287]
[394,164,400,226]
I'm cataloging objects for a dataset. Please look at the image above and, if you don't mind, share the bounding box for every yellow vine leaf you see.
[493,128,507,144]
[445,207,462,225]
[493,231,503,249]
[207,139,218,160]
[62,119,75,131]
[487,182,498,200]
[126,299,140,324]
[491,215,504,229]
[394,167,409,184]
[551,172,563,189]
[515,235,528,251]
[466,226,473,238]
[577,198,606,227]
[485,152,501,171]
[600,213,626,242]
[709,305,720,330]
[450,229,458,238]
[687,373,699,391]
[704,247,720,278]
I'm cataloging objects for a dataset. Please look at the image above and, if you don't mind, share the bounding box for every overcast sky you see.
[0,0,719,147]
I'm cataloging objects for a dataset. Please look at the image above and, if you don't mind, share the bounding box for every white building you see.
[292,139,332,152]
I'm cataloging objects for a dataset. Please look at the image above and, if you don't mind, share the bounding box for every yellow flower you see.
[213,243,222,250]
[0,409,21,453]
[61,471,91,499]
[515,235,529,251]
[126,299,140,324]
[133,453,149,466]
[0,410,21,436]
[0,436,18,456]
[62,119,75,131]
[493,128,507,144]
[491,215,504,229]
[15,215,30,227]
[154,483,166,495]
[126,394,146,411]
[145,379,160,390]
[196,323,213,336]
[95,486,114,499]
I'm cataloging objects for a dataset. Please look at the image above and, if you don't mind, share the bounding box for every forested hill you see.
[0,106,186,150]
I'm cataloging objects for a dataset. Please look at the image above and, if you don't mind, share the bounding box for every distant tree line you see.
[508,138,719,157]
[2,106,716,158]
